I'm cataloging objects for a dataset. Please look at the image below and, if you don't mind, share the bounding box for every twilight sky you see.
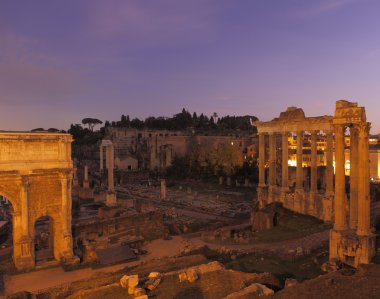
[1,0,380,132]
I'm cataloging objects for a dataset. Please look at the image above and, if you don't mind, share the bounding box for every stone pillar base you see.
[308,192,316,216]
[14,255,35,271]
[268,185,276,204]
[294,189,304,213]
[14,236,35,271]
[106,191,117,207]
[83,180,90,189]
[257,185,268,208]
[280,188,289,205]
[329,229,376,268]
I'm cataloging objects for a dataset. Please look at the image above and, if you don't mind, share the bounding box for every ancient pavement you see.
[3,229,329,295]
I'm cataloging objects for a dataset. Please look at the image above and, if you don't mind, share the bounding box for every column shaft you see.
[282,132,289,190]
[349,126,359,229]
[258,133,266,187]
[334,125,346,231]
[100,144,103,171]
[310,131,318,192]
[269,133,276,187]
[107,144,115,192]
[20,176,29,237]
[326,131,334,196]
[60,173,69,235]
[357,122,371,236]
[296,131,303,190]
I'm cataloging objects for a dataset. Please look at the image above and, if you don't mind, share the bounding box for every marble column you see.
[357,122,371,236]
[107,144,115,192]
[294,131,304,212]
[160,179,166,200]
[269,133,276,187]
[258,133,266,187]
[268,133,276,203]
[20,176,30,238]
[281,132,289,192]
[83,165,89,189]
[349,126,359,229]
[60,173,69,235]
[309,131,318,214]
[296,131,304,190]
[325,131,334,197]
[334,124,346,231]
[100,144,103,171]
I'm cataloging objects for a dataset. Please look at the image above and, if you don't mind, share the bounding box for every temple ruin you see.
[0,132,75,270]
[256,100,375,267]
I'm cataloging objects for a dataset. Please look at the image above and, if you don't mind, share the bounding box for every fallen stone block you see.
[223,283,274,298]
[120,274,130,288]
[284,278,298,287]
[145,277,162,291]
[186,268,199,283]
[128,274,139,287]
[179,272,188,282]
[134,287,146,296]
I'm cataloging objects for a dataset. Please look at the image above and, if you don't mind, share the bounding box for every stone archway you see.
[0,132,75,270]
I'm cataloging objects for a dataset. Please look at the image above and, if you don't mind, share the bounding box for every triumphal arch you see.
[256,100,375,267]
[0,132,75,270]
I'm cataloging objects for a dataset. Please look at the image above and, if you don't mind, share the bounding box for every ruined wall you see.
[74,211,168,243]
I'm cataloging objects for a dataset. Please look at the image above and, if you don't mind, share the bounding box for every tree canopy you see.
[82,118,103,131]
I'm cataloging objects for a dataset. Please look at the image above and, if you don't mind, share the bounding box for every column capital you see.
[20,175,29,189]
[357,122,371,137]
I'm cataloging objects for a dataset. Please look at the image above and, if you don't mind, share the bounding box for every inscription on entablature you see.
[333,107,366,124]
[0,141,59,161]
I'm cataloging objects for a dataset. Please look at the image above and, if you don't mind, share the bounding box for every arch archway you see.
[0,132,75,270]
[0,195,14,270]
[34,216,54,262]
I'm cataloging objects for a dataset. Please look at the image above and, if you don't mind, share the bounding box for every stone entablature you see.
[0,132,75,270]
[256,107,333,134]
[0,132,72,171]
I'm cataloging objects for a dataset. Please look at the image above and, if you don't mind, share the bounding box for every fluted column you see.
[269,133,276,187]
[107,144,115,192]
[281,132,289,191]
[309,131,318,214]
[258,133,266,187]
[20,176,30,238]
[334,124,346,231]
[296,131,304,191]
[357,122,371,236]
[268,133,277,203]
[349,126,359,229]
[326,131,334,196]
[60,173,69,235]
[100,144,103,171]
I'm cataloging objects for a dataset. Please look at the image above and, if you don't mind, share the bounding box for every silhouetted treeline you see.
[105,108,258,132]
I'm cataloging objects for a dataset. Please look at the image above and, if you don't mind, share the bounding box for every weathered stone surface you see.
[186,268,199,283]
[285,278,298,288]
[222,283,274,298]
[0,132,75,271]
[120,275,129,288]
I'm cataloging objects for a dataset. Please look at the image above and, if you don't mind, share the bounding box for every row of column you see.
[258,131,334,200]
[334,123,371,236]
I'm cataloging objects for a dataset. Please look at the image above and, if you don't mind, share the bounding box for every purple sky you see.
[1,0,380,132]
